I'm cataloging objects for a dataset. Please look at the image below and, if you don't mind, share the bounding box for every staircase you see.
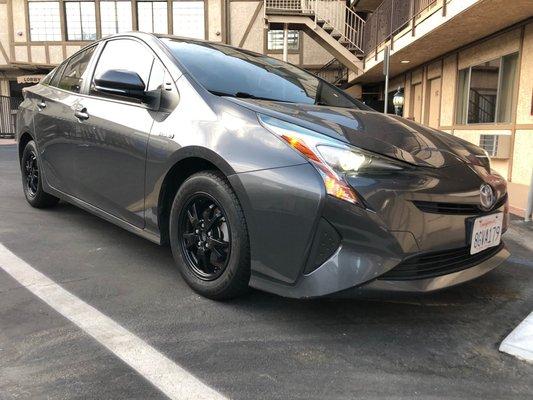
[264,0,365,75]
[315,58,349,86]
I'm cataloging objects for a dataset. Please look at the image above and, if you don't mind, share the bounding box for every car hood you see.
[226,98,488,169]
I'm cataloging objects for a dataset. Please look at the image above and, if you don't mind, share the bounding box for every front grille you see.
[380,243,504,281]
[413,194,507,215]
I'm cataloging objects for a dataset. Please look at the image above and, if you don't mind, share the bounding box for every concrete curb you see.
[500,311,533,363]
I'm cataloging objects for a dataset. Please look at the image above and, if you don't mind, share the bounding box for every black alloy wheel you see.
[169,171,250,300]
[179,194,231,281]
[24,151,39,197]
[20,140,59,208]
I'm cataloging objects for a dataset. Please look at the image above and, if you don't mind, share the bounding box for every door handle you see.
[74,108,89,121]
[37,101,46,110]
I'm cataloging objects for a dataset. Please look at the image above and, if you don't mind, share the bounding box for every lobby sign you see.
[17,75,45,84]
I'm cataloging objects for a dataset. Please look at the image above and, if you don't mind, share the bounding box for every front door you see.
[75,38,157,228]
[412,83,423,123]
[36,46,97,195]
[426,77,441,128]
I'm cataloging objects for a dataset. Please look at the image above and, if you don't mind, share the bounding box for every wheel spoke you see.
[206,212,223,232]
[207,237,229,259]
[187,203,199,227]
[182,232,198,249]
[196,247,210,269]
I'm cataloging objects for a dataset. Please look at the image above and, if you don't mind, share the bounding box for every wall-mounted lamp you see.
[393,87,405,116]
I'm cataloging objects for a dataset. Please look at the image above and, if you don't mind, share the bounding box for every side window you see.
[56,46,97,93]
[41,69,55,85]
[91,39,155,101]
[147,59,179,112]
[49,61,68,87]
[147,60,166,92]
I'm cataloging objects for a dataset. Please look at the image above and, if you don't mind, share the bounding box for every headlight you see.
[258,114,403,206]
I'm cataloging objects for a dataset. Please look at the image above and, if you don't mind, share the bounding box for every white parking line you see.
[0,244,228,400]
[499,311,533,363]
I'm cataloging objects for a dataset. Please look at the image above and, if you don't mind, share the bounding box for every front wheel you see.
[21,140,59,208]
[169,171,250,300]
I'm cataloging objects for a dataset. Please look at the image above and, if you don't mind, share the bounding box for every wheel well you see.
[18,132,33,162]
[158,157,224,245]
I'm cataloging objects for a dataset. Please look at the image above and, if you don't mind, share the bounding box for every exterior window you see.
[267,30,299,51]
[91,39,155,101]
[28,1,61,41]
[480,135,499,157]
[65,1,97,41]
[100,1,132,36]
[172,1,205,39]
[56,46,96,93]
[137,1,168,34]
[455,52,519,124]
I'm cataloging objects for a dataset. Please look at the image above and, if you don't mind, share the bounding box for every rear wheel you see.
[21,140,59,208]
[169,171,250,300]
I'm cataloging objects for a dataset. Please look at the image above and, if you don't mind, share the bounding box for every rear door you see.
[73,38,156,228]
[34,46,97,195]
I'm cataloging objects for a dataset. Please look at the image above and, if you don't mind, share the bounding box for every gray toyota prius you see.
[16,32,510,299]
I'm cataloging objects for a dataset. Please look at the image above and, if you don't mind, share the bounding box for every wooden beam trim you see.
[238,1,263,48]
[0,41,9,63]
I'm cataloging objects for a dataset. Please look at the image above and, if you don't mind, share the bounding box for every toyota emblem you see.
[480,183,495,211]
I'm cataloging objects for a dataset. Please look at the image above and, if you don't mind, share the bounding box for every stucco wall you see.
[301,32,332,67]
[512,130,533,186]
[457,29,521,70]
[0,4,9,66]
[516,23,533,125]
[440,55,457,126]
[207,0,223,42]
[12,0,26,43]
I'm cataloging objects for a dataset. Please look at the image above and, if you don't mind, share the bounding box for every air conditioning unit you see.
[479,134,511,159]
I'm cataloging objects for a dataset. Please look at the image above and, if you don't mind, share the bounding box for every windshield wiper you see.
[208,90,294,103]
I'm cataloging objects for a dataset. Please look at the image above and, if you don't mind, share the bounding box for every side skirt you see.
[46,186,162,246]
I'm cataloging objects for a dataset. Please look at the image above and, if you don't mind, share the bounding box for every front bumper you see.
[363,246,509,293]
[248,191,509,299]
[235,162,509,299]
[251,241,509,298]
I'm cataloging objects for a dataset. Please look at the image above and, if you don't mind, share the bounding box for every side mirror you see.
[94,69,147,101]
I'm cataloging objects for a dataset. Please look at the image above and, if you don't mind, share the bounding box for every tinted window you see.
[57,46,96,93]
[41,69,55,85]
[162,39,371,110]
[147,59,179,112]
[50,61,68,87]
[91,39,155,99]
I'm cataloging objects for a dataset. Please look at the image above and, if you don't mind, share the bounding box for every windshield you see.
[161,38,371,110]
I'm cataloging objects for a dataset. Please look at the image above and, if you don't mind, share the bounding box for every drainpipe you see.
[283,24,289,62]
[526,168,533,222]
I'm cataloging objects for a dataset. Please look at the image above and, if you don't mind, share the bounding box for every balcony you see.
[355,0,533,83]
[264,0,366,75]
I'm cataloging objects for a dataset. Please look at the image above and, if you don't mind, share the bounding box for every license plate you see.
[470,212,503,255]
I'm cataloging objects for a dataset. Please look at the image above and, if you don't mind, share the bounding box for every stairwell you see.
[264,0,366,77]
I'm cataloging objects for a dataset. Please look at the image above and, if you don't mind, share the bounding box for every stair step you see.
[323,26,334,33]
[331,32,341,40]
[317,19,326,26]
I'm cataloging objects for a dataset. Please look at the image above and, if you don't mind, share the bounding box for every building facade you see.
[0,0,339,99]
[350,0,533,216]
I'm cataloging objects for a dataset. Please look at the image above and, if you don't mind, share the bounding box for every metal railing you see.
[469,89,496,124]
[315,58,348,85]
[363,0,441,54]
[0,95,22,139]
[265,0,366,54]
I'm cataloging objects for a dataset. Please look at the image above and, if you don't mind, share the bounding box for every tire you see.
[20,140,59,208]
[169,171,250,300]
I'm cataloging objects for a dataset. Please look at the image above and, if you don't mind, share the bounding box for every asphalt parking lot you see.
[1,142,532,400]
